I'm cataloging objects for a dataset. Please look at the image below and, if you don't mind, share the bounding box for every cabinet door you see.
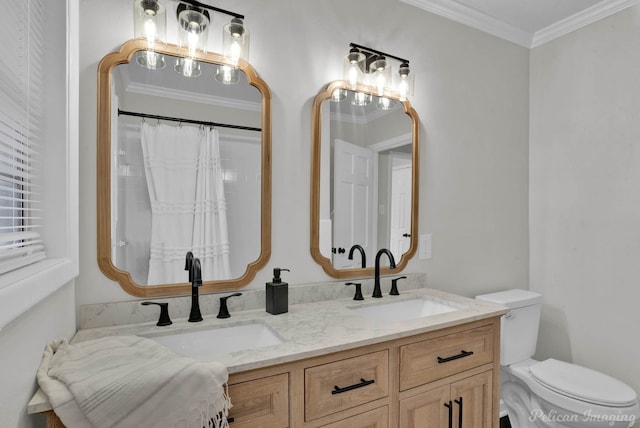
[399,385,450,428]
[319,406,388,428]
[450,371,493,428]
[227,373,289,428]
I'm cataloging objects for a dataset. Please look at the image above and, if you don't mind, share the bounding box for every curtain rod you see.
[118,109,261,132]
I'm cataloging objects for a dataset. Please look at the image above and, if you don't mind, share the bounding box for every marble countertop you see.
[28,287,507,414]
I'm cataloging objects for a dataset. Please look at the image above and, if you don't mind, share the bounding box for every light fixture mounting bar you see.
[178,0,244,19]
[349,42,409,64]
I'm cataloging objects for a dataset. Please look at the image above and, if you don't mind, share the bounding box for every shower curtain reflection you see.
[141,122,231,285]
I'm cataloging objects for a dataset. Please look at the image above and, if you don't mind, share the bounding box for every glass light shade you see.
[133,0,166,48]
[223,18,250,65]
[177,7,210,57]
[376,97,396,110]
[369,56,392,96]
[394,62,414,101]
[175,57,201,77]
[351,92,372,107]
[331,88,347,102]
[214,65,240,85]
[135,50,166,70]
[343,48,365,90]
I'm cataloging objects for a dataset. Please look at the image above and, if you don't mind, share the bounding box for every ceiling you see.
[401,0,640,47]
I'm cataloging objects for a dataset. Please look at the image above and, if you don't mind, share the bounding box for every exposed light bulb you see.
[229,39,241,64]
[348,64,359,89]
[144,19,156,45]
[187,31,199,56]
[376,69,386,97]
[399,79,409,101]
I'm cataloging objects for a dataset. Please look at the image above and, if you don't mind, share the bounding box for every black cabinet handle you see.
[455,397,463,428]
[437,350,474,364]
[403,233,411,237]
[444,400,453,428]
[227,417,235,424]
[331,378,375,395]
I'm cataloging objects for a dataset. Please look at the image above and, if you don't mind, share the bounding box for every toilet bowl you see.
[477,289,640,428]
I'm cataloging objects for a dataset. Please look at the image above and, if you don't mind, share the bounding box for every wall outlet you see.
[419,234,432,260]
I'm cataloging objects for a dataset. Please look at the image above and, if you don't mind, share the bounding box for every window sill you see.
[0,258,78,330]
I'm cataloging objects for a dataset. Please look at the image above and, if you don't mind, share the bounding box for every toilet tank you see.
[476,289,542,366]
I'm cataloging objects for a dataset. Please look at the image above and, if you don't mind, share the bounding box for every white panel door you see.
[333,139,374,268]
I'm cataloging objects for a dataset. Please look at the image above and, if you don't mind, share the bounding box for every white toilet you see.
[476,289,640,428]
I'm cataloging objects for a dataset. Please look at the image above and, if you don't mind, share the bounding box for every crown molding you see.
[124,81,262,112]
[401,0,640,48]
[400,0,533,47]
[531,0,640,47]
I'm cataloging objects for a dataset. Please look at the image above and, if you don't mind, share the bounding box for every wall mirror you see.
[97,39,271,297]
[310,81,419,278]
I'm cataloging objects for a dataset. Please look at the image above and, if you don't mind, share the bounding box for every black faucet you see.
[373,249,396,298]
[188,257,203,322]
[217,293,243,318]
[348,244,367,268]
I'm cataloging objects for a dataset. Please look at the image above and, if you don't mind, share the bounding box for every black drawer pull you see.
[437,350,474,363]
[331,378,375,395]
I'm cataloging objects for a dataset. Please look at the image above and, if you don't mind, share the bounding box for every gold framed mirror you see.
[310,81,419,279]
[97,39,271,297]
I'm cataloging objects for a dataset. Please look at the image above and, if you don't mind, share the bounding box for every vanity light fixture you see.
[342,43,414,101]
[132,0,250,83]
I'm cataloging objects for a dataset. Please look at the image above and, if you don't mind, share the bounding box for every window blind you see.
[0,0,47,275]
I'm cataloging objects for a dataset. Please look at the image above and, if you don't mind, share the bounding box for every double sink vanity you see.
[37,31,509,427]
[30,281,507,427]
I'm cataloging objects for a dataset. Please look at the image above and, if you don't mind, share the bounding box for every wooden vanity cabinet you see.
[227,317,500,428]
[38,317,501,428]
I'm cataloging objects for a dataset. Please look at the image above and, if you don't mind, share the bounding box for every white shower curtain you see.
[141,122,231,285]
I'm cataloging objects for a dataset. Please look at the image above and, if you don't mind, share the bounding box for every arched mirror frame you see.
[310,80,420,279]
[97,39,272,297]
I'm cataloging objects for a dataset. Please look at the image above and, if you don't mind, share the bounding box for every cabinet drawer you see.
[319,406,388,428]
[400,325,494,391]
[228,373,289,428]
[305,350,389,421]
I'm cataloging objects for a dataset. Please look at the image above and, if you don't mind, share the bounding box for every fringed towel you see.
[37,335,231,428]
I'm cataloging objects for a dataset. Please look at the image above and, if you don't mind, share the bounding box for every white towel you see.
[36,335,231,428]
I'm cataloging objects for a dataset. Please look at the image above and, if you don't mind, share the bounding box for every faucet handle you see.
[345,282,364,300]
[141,301,172,326]
[390,276,407,296]
[217,292,243,318]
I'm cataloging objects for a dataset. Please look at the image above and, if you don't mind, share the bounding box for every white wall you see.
[77,0,530,306]
[530,5,640,393]
[0,283,76,428]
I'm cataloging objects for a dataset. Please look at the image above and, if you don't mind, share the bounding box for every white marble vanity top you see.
[28,286,507,414]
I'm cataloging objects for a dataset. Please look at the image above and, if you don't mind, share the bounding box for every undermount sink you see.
[145,322,283,358]
[349,297,462,324]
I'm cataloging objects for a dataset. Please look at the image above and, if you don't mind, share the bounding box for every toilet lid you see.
[530,359,637,407]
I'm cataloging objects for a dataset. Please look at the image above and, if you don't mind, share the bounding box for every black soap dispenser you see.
[266,268,290,315]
